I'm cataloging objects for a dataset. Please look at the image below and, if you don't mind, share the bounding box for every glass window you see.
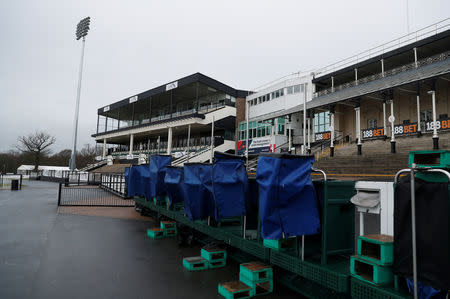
[368,119,377,129]
[280,88,284,96]
[300,84,304,93]
[293,85,300,93]
[287,86,293,94]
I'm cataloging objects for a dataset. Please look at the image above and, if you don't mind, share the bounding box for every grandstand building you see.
[237,19,450,160]
[92,73,248,165]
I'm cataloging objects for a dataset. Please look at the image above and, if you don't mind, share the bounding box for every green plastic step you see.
[263,238,296,251]
[183,256,208,271]
[408,150,450,169]
[240,262,273,282]
[160,220,176,230]
[218,281,254,299]
[208,259,227,269]
[239,273,273,296]
[350,256,393,286]
[163,228,177,237]
[201,247,227,262]
[358,234,394,265]
[147,228,164,239]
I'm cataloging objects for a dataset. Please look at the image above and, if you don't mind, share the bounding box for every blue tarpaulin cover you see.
[183,163,215,221]
[127,164,151,199]
[212,152,247,220]
[256,154,321,239]
[124,167,130,193]
[164,166,185,205]
[149,155,172,200]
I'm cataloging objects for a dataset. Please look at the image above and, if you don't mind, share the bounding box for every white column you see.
[413,47,418,68]
[390,101,395,142]
[330,113,335,148]
[210,116,215,163]
[355,68,358,84]
[416,95,421,133]
[355,107,361,144]
[167,127,172,155]
[431,91,438,139]
[381,59,385,77]
[307,117,311,151]
[186,124,191,162]
[302,85,307,154]
[245,101,249,162]
[331,76,335,92]
[129,134,134,156]
[288,124,292,153]
[383,102,387,136]
[270,124,275,152]
[102,139,107,159]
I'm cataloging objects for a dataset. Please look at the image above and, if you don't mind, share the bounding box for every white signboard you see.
[129,95,138,103]
[248,136,271,150]
[166,81,178,91]
[103,106,110,112]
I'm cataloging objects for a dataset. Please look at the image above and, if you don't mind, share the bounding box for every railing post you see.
[57,183,62,206]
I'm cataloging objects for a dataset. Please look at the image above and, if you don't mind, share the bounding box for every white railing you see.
[313,18,450,78]
[313,50,450,98]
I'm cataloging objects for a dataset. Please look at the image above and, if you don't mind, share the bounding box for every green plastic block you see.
[163,228,177,237]
[358,234,394,265]
[408,150,450,169]
[208,259,226,269]
[183,256,208,271]
[147,228,164,239]
[201,247,227,262]
[350,256,393,285]
[160,221,176,230]
[263,238,295,251]
[240,262,273,282]
[239,273,273,296]
[218,281,254,299]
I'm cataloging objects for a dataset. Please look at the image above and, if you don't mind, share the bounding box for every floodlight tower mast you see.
[69,17,91,171]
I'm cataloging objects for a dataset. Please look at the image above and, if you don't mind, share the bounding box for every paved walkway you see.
[0,181,298,299]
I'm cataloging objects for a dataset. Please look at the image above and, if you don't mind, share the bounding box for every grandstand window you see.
[368,119,377,128]
[439,114,448,119]
[421,110,432,122]
[287,86,293,94]
[280,88,284,96]
[314,111,330,133]
[293,85,300,93]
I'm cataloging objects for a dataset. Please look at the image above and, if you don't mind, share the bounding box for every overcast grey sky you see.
[0,0,449,153]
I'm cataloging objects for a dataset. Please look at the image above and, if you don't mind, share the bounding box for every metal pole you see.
[186,124,191,162]
[70,36,87,171]
[245,101,249,167]
[383,101,387,136]
[210,116,214,163]
[410,167,418,299]
[303,84,307,154]
[431,90,438,149]
[416,95,421,133]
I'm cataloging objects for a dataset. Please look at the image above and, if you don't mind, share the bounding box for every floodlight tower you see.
[69,17,91,171]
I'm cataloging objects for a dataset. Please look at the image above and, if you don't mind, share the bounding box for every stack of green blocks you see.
[218,262,273,299]
[350,234,394,285]
[147,221,177,239]
[201,247,227,269]
[262,238,295,251]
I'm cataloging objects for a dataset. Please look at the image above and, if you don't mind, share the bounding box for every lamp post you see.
[69,16,91,171]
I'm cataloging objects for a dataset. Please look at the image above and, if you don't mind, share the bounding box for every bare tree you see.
[17,131,56,172]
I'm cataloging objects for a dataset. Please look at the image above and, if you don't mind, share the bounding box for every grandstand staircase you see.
[172,140,235,166]
[313,132,450,180]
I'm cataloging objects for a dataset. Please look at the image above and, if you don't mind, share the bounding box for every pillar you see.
[330,106,335,157]
[389,95,396,153]
[383,101,387,138]
[210,116,215,163]
[129,134,134,157]
[430,88,439,149]
[381,59,385,77]
[186,124,191,162]
[413,47,418,68]
[355,103,362,155]
[102,139,107,159]
[167,127,173,155]
[307,114,311,153]
[355,68,358,85]
[331,76,335,92]
[416,84,421,135]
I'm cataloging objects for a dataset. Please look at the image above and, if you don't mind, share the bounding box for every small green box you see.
[357,234,394,265]
[201,247,227,262]
[263,238,295,251]
[240,262,273,282]
[408,150,450,169]
[164,228,177,237]
[208,259,226,269]
[218,281,254,299]
[160,221,176,230]
[183,256,208,271]
[350,256,393,285]
[239,273,273,296]
[147,228,164,239]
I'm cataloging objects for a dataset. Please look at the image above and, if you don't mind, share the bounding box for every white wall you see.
[247,74,314,119]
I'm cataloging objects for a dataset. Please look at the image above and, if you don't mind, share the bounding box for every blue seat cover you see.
[164,166,184,205]
[128,164,151,199]
[256,154,321,239]
[183,163,215,221]
[149,155,172,200]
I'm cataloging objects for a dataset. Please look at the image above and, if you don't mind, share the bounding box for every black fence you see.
[99,173,127,198]
[57,183,134,207]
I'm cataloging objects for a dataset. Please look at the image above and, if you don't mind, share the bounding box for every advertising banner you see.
[237,136,272,155]
[315,131,331,141]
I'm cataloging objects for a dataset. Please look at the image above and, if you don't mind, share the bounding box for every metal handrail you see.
[311,167,327,181]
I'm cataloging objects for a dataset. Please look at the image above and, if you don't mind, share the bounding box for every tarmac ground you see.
[0,181,298,299]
